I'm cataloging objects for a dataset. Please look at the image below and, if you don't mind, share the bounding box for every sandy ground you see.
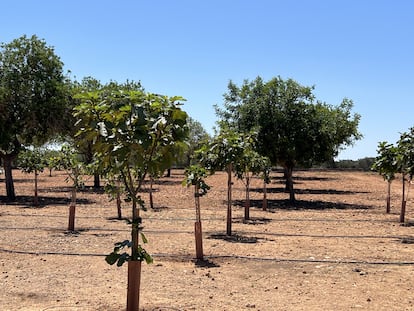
[0,168,414,311]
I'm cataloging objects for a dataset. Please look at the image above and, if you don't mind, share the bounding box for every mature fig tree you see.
[74,88,188,311]
[0,35,70,200]
[218,76,362,202]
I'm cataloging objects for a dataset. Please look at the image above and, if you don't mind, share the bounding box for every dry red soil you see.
[1,169,414,311]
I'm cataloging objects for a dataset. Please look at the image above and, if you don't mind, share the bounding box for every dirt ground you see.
[1,168,414,311]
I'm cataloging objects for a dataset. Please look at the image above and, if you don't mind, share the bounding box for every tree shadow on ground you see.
[0,195,94,208]
[208,233,260,244]
[233,198,373,210]
[194,258,221,268]
[250,187,367,195]
[233,216,272,225]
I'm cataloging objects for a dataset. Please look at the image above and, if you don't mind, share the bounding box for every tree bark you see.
[262,179,268,211]
[149,177,154,209]
[386,181,391,214]
[3,155,16,201]
[93,173,100,189]
[68,188,77,231]
[34,170,39,206]
[226,163,233,236]
[400,175,407,223]
[244,176,250,221]
[284,165,295,202]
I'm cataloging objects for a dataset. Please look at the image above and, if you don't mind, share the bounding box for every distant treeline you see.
[321,157,375,171]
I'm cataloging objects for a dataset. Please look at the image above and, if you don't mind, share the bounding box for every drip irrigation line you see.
[1,246,413,266]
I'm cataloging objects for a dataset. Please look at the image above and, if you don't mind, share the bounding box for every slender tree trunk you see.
[68,187,77,231]
[262,179,268,211]
[34,169,39,206]
[284,165,295,202]
[3,155,16,201]
[194,184,203,260]
[400,174,407,223]
[149,177,154,209]
[244,176,250,221]
[386,181,391,214]
[93,173,100,189]
[116,189,122,220]
[127,198,141,311]
[226,163,233,236]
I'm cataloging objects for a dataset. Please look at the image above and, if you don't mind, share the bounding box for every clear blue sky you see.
[1,0,413,160]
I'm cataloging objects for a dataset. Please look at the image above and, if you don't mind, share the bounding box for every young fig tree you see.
[74,88,188,311]
[372,142,399,213]
[55,144,85,231]
[183,165,210,260]
[18,148,48,206]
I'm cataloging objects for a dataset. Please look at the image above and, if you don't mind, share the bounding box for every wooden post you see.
[68,204,76,231]
[194,184,204,260]
[194,221,204,260]
[127,199,142,311]
[127,260,141,311]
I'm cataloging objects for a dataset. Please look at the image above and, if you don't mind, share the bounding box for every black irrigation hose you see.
[1,247,414,266]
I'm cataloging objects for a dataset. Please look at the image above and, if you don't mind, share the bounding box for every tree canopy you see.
[217,76,362,201]
[0,35,70,200]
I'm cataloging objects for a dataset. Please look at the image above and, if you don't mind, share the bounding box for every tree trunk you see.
[262,179,268,211]
[386,181,391,214]
[68,188,77,231]
[284,165,295,202]
[116,188,122,219]
[244,176,250,221]
[3,155,16,201]
[400,175,407,223]
[149,177,154,209]
[34,170,39,206]
[226,163,233,236]
[194,184,203,260]
[93,173,100,189]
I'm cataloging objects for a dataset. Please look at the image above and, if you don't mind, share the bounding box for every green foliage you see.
[0,35,71,200]
[105,235,153,266]
[372,142,399,181]
[18,148,48,174]
[217,76,362,201]
[54,144,85,189]
[182,165,210,197]
[74,87,188,266]
[198,124,247,172]
[0,35,69,153]
[396,127,414,179]
[218,76,362,168]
